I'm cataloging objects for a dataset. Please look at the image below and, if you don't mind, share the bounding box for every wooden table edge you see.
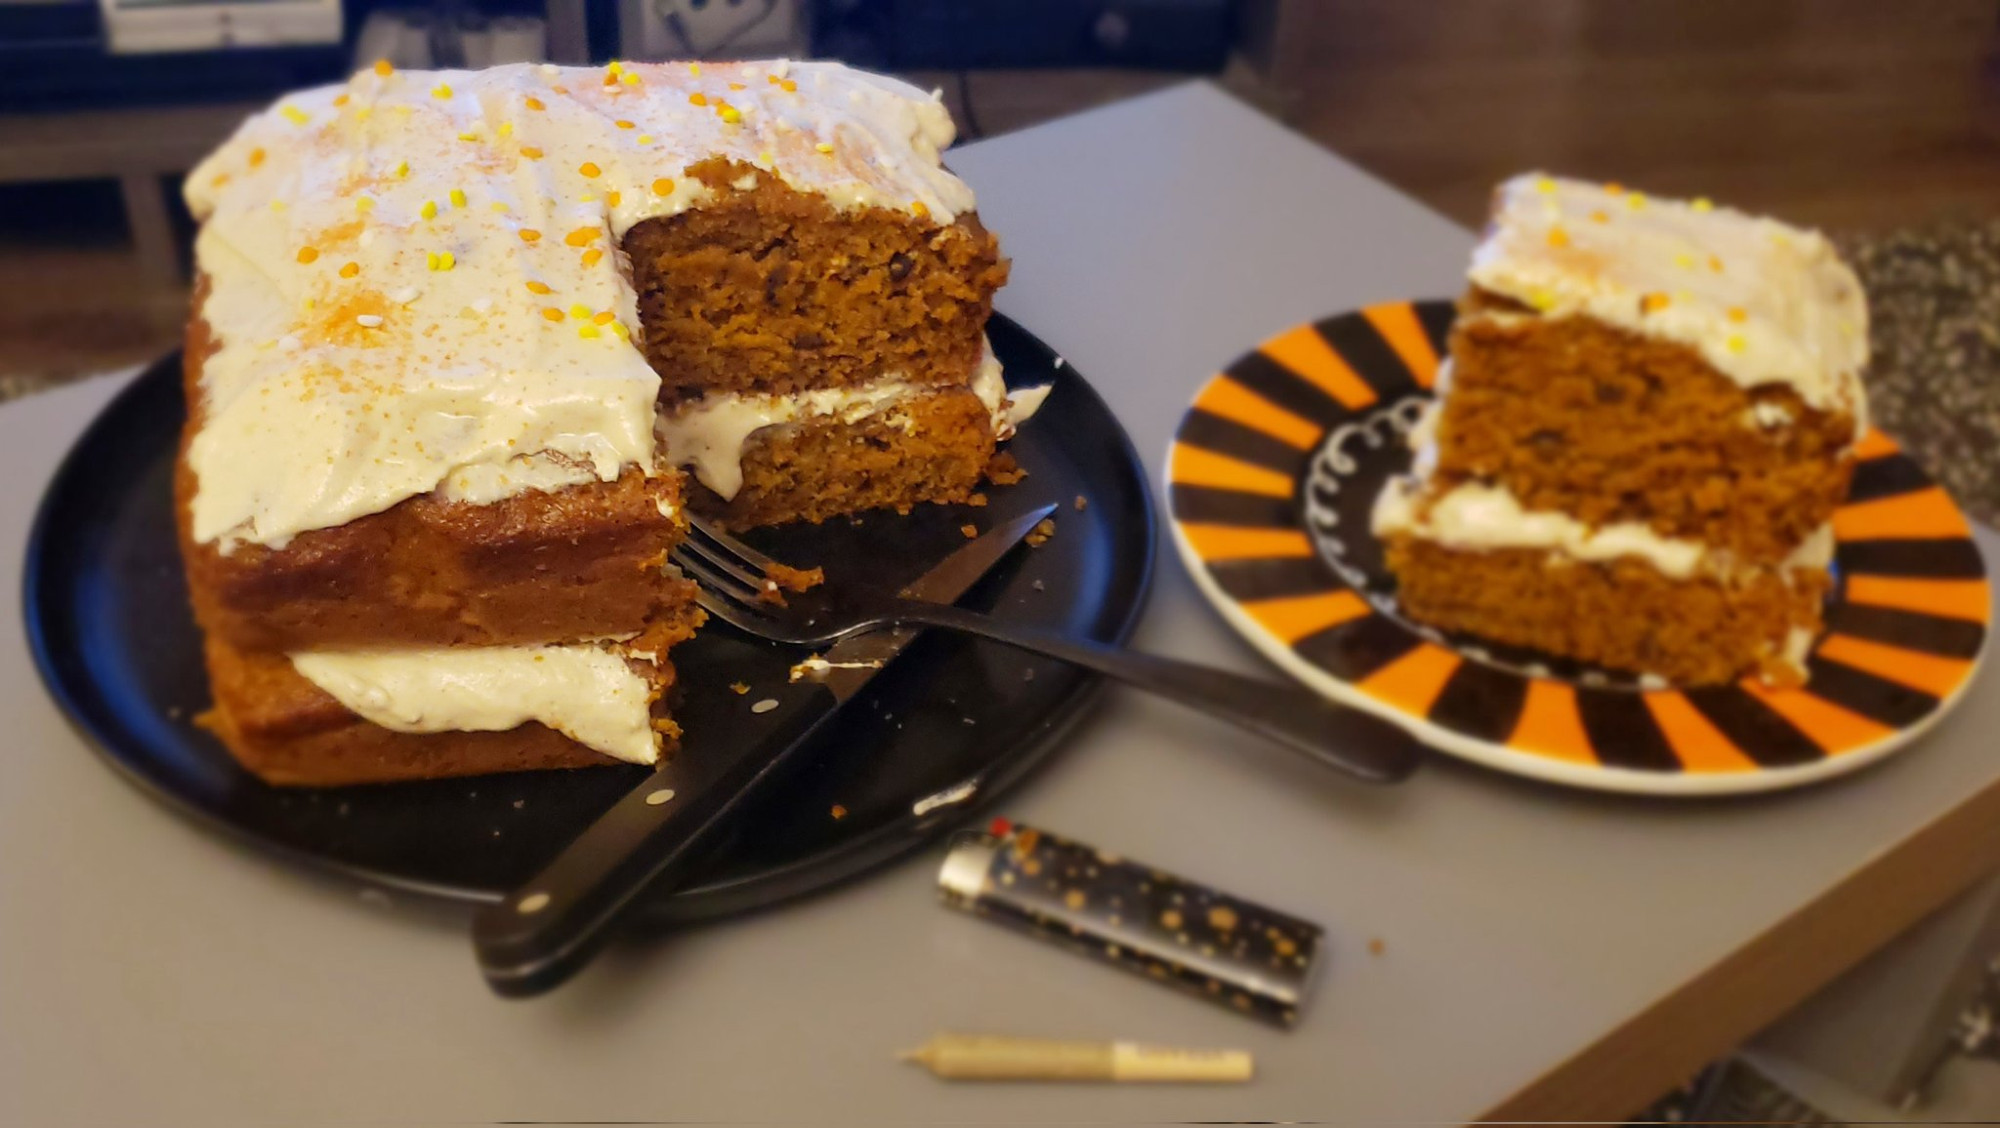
[1480,765,2000,1121]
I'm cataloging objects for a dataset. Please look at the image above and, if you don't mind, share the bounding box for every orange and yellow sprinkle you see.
[432,83,452,99]
[1727,307,1747,323]
[519,229,542,243]
[718,104,741,124]
[592,310,615,325]
[525,280,552,295]
[281,105,309,125]
[616,119,635,129]
[1547,226,1571,249]
[579,324,601,338]
[542,307,565,322]
[652,178,675,196]
[1640,293,1670,313]
[910,200,929,219]
[296,246,319,264]
[1691,197,1714,213]
[449,188,467,208]
[578,161,602,178]
[427,250,455,272]
[581,248,604,268]
[248,147,267,168]
[420,199,438,220]
[339,261,360,279]
[373,58,394,77]
[568,303,591,320]
[689,92,708,107]
[525,96,546,111]
[565,226,600,246]
[606,191,622,207]
[520,146,544,160]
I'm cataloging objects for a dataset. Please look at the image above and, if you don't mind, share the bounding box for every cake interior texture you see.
[1374,174,1869,686]
[639,159,1012,528]
[633,158,1006,400]
[177,59,1014,784]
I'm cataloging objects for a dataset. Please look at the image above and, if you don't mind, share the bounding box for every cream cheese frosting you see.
[289,643,660,764]
[656,335,1034,498]
[1468,174,1869,427]
[1373,478,1707,578]
[184,59,975,550]
[1372,477,1835,582]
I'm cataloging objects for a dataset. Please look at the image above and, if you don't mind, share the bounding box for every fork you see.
[672,510,1424,785]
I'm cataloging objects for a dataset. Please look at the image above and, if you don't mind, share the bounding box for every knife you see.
[472,505,1057,997]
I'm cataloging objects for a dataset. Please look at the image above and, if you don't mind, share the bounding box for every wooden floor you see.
[3,0,1998,379]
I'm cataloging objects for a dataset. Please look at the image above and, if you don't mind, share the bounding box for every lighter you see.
[938,820,1325,1026]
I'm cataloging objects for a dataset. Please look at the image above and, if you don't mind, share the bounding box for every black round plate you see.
[24,315,1155,923]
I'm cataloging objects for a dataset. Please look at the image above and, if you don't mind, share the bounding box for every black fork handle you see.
[879,600,1423,784]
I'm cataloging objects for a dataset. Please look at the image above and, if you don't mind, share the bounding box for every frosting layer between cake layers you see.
[1372,477,1834,583]
[184,60,976,552]
[656,336,1028,498]
[290,644,662,763]
[1469,173,1868,428]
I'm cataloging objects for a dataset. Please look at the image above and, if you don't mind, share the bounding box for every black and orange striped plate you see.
[1167,300,1992,794]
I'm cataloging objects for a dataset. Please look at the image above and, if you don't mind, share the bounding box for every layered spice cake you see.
[1373,174,1869,685]
[181,59,1019,784]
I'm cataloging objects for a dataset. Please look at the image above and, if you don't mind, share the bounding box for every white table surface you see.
[5,82,1999,1125]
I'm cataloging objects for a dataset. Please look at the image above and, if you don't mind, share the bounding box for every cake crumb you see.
[512,799,525,810]
[985,452,1027,485]
[765,562,823,592]
[730,681,750,695]
[1025,518,1057,547]
[1369,938,1386,956]
[1073,494,1088,511]
[960,523,978,538]
[756,562,823,606]
[1031,579,1045,591]
[831,803,848,819]
[967,492,989,508]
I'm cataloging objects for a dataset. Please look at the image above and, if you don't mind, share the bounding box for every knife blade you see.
[809,502,1059,701]
[474,502,1059,996]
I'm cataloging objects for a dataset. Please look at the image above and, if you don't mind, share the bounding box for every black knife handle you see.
[882,599,1423,785]
[473,680,841,997]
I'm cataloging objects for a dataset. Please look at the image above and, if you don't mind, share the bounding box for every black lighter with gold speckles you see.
[938,822,1324,1026]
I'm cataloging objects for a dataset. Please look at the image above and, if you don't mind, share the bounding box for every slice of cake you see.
[1373,174,1869,685]
[179,59,1015,784]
